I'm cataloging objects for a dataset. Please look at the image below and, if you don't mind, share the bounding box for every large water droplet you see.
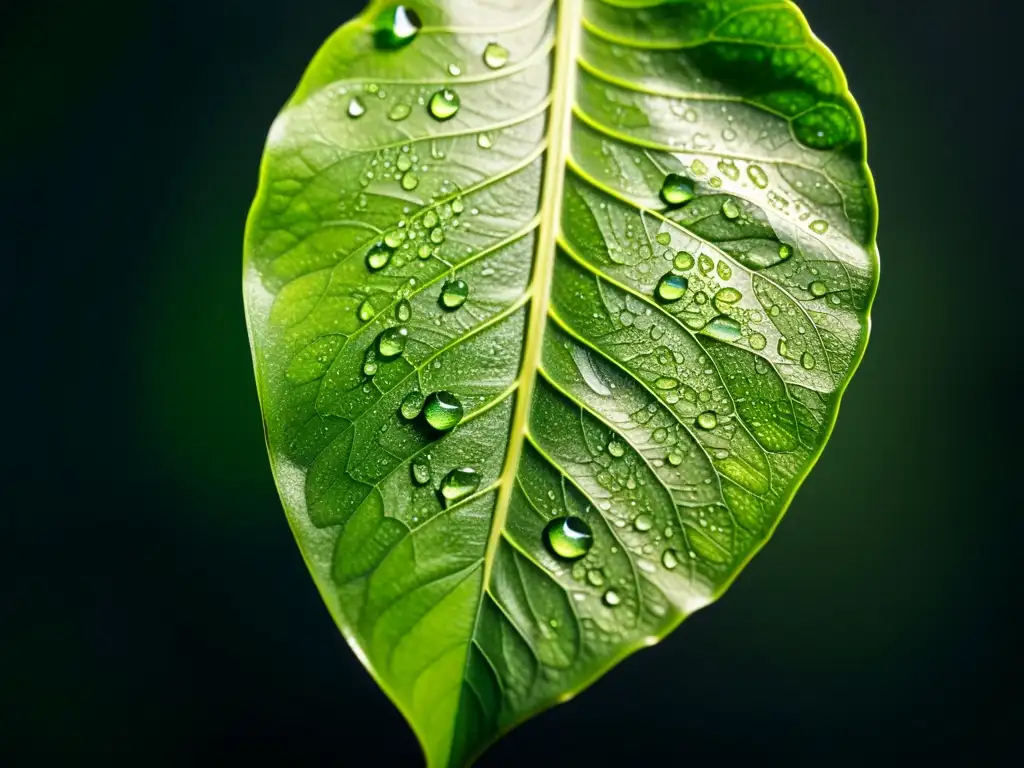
[374,5,422,49]
[673,251,695,270]
[713,287,742,308]
[656,273,688,302]
[801,351,816,370]
[701,315,742,343]
[483,42,509,69]
[608,440,625,458]
[428,88,461,120]
[423,391,464,431]
[439,279,469,310]
[809,280,828,297]
[358,299,375,323]
[440,467,480,505]
[661,549,679,570]
[749,332,767,351]
[543,516,594,560]
[411,459,431,486]
[696,411,718,430]
[396,299,412,322]
[377,326,408,359]
[395,393,421,425]
[634,514,653,532]
[721,199,741,220]
[747,164,768,189]
[659,173,696,206]
[602,589,621,607]
[347,97,366,118]
[366,243,392,271]
[401,172,419,190]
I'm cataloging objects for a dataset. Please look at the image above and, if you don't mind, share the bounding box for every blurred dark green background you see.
[2,0,1015,764]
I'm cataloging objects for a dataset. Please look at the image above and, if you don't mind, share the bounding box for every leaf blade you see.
[243,1,879,765]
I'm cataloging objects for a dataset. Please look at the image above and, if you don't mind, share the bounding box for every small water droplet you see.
[440,467,480,505]
[377,326,408,359]
[608,440,625,458]
[656,232,672,246]
[362,350,378,377]
[423,391,464,431]
[388,103,411,121]
[721,199,741,219]
[801,351,816,370]
[544,516,594,560]
[483,42,509,69]
[661,549,679,570]
[778,243,793,260]
[439,279,469,310]
[366,243,392,271]
[809,280,828,297]
[714,287,742,307]
[717,159,739,180]
[401,172,419,190]
[396,299,412,322]
[659,173,696,206]
[417,243,433,259]
[374,5,422,49]
[477,133,493,149]
[430,227,445,244]
[749,333,767,351]
[747,164,768,189]
[667,452,683,467]
[447,63,461,77]
[777,337,790,357]
[673,251,695,271]
[656,273,688,302]
[347,97,366,118]
[411,459,431,486]
[400,390,424,419]
[810,219,830,234]
[586,569,605,587]
[602,589,621,607]
[428,88,460,120]
[358,299,375,323]
[654,376,679,390]
[696,411,718,430]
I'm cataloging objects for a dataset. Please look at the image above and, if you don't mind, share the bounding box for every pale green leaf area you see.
[243,0,878,764]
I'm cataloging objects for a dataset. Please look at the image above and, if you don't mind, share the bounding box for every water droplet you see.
[714,287,742,307]
[384,229,406,249]
[366,243,392,271]
[654,376,679,390]
[661,549,679,570]
[810,219,830,234]
[659,173,696,206]
[544,516,594,560]
[411,459,431,486]
[778,243,793,260]
[691,159,708,175]
[749,333,767,351]
[358,299,375,323]
[717,261,733,280]
[430,227,445,244]
[400,390,424,419]
[701,315,742,343]
[673,251,695,271]
[698,254,714,274]
[696,411,718,430]
[667,452,683,467]
[388,103,411,121]
[801,351,816,370]
[423,210,439,228]
[656,232,672,246]
[362,350,378,377]
[656,273,688,302]
[477,133,493,149]
[747,165,768,188]
[483,42,509,69]
[396,299,412,322]
[777,337,790,357]
[586,569,605,587]
[417,243,433,259]
[809,280,828,297]
[447,63,461,76]
[608,440,625,458]
[721,199,741,219]
[374,5,422,49]
[717,159,739,180]
[439,279,469,310]
[452,198,465,214]
[401,172,419,190]
[423,391,464,431]
[634,514,653,532]
[377,326,408,359]
[602,589,621,607]
[428,89,460,121]
[347,97,366,118]
[440,467,480,505]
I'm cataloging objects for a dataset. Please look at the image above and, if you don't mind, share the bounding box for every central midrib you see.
[481,0,581,592]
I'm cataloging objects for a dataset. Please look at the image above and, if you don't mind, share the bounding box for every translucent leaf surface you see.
[243,1,879,764]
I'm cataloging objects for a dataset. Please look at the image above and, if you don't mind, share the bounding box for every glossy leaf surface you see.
[243,1,878,765]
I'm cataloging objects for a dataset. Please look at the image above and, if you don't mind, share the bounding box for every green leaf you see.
[242,1,879,764]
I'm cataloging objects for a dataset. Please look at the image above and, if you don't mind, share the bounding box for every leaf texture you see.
[243,1,879,765]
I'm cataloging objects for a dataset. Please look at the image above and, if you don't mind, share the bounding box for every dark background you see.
[2,0,1017,764]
